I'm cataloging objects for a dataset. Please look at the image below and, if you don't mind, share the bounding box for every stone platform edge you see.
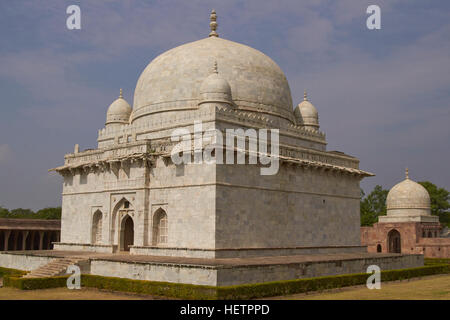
[53,242,367,258]
[3,259,448,300]
[0,250,424,286]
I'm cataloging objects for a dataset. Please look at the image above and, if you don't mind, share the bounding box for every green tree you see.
[418,181,450,227]
[9,208,35,219]
[360,185,389,226]
[0,206,10,218]
[35,207,62,220]
[0,207,61,220]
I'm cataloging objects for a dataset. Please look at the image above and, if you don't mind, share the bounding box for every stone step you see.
[23,257,87,279]
[36,265,63,270]
[45,263,69,267]
[49,260,75,264]
[30,273,54,277]
[25,271,60,277]
[39,268,64,273]
[24,273,53,278]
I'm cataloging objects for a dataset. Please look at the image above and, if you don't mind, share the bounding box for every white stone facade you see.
[51,13,374,259]
[379,169,439,223]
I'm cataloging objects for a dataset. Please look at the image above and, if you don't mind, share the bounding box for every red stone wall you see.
[417,238,450,258]
[361,221,450,258]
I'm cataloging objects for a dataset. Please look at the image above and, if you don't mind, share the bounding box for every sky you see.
[0,0,449,210]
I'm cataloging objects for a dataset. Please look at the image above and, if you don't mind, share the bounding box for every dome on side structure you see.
[106,89,132,126]
[199,61,233,106]
[386,168,431,216]
[294,91,319,130]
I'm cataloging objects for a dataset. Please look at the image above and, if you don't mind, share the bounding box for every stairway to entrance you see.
[23,257,87,278]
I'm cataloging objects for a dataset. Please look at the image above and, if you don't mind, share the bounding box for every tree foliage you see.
[360,185,389,226]
[0,207,61,220]
[418,181,450,227]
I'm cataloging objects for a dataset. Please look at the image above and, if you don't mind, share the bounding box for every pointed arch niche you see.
[110,197,135,247]
[91,210,103,244]
[152,208,168,246]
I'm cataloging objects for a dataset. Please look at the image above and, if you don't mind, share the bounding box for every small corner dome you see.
[199,62,232,105]
[386,169,431,215]
[294,91,319,127]
[106,89,132,125]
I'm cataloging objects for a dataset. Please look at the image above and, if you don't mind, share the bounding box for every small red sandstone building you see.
[361,169,450,258]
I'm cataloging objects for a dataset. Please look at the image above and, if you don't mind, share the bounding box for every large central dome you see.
[132,36,294,124]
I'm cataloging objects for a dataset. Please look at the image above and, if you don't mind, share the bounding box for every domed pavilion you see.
[361,169,450,258]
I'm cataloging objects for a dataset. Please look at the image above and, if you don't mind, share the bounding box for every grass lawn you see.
[269,274,450,300]
[0,274,449,300]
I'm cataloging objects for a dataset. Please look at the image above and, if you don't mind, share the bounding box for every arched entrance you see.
[377,244,382,253]
[111,198,135,247]
[388,229,401,253]
[120,215,134,252]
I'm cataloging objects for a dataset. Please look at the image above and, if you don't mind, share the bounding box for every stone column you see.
[30,231,35,250]
[22,231,29,250]
[135,210,144,247]
[143,187,150,247]
[39,231,44,250]
[134,189,148,247]
[3,230,11,251]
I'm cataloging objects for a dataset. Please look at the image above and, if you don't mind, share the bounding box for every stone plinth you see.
[0,250,423,286]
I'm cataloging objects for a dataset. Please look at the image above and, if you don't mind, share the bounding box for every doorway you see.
[121,215,134,252]
[388,229,401,253]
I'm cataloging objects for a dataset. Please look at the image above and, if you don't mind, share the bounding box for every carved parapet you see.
[49,140,159,176]
[278,155,374,178]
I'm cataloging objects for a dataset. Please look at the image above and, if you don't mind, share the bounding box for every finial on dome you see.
[405,167,409,179]
[209,9,218,37]
[304,90,308,101]
[119,88,123,99]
